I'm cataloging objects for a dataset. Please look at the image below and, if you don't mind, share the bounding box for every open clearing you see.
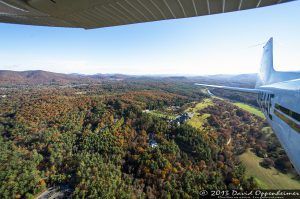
[234,102,265,119]
[185,99,213,130]
[147,110,176,120]
[239,149,300,189]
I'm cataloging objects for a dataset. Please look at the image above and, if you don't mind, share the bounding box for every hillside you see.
[0,70,87,85]
[240,149,300,189]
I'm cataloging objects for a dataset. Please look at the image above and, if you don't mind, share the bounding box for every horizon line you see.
[0,69,258,77]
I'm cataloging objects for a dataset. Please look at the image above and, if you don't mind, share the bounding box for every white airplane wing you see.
[0,0,296,29]
[195,83,261,94]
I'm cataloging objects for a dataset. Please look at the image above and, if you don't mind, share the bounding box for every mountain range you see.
[0,70,258,85]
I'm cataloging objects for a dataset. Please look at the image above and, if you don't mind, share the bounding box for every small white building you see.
[149,140,158,148]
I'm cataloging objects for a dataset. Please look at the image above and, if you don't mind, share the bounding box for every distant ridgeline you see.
[0,70,257,86]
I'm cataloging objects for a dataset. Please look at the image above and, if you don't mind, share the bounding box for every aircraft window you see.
[274,110,300,133]
[275,103,300,122]
[292,112,300,122]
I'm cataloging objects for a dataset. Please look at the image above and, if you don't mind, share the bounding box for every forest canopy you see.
[0,78,298,198]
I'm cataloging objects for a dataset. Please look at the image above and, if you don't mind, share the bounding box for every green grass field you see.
[234,102,265,119]
[185,99,213,130]
[147,111,176,120]
[239,149,300,189]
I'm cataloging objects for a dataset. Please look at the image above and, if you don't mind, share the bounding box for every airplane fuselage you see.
[257,78,300,174]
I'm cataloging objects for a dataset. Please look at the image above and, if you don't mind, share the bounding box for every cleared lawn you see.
[234,102,265,119]
[187,113,211,130]
[239,149,300,189]
[186,99,213,130]
[186,98,214,113]
[147,111,176,120]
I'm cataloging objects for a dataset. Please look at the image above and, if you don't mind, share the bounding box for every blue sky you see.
[0,1,300,75]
